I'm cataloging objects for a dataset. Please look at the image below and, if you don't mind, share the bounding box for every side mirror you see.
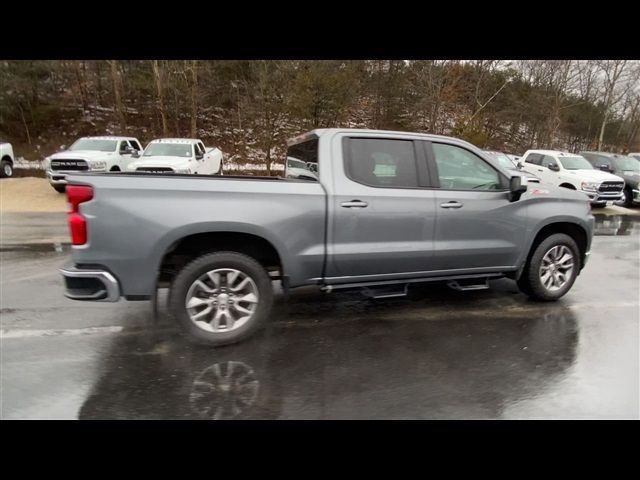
[195,153,204,161]
[131,150,140,158]
[516,161,524,169]
[509,175,527,202]
[598,164,611,172]
[548,163,560,171]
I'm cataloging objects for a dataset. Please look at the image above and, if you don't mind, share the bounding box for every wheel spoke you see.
[186,296,209,309]
[194,280,215,294]
[192,306,213,321]
[206,272,221,290]
[236,292,258,304]
[230,277,250,292]
[233,304,252,317]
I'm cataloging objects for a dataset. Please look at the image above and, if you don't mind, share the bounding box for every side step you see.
[361,284,409,299]
[446,278,490,291]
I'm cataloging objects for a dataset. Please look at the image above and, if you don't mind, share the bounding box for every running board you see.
[446,279,490,291]
[320,273,503,293]
[361,284,409,299]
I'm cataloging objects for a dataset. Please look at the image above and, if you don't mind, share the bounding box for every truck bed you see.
[65,172,327,297]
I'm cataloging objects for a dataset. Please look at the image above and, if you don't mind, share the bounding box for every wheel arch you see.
[156,225,286,287]
[518,221,588,279]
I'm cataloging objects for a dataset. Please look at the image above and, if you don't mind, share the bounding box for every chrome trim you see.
[59,267,120,302]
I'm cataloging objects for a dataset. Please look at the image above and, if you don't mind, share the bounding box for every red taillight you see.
[66,185,93,245]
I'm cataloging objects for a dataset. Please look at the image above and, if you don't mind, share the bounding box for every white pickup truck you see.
[519,149,625,207]
[45,136,143,192]
[0,141,15,178]
[127,138,223,175]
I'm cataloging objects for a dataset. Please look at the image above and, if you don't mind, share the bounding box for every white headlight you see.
[581,181,600,191]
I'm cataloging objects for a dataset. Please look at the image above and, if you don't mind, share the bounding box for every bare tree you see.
[596,60,635,150]
[107,60,126,131]
[151,60,169,136]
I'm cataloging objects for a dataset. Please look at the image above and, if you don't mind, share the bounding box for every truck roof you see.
[287,128,480,146]
[523,149,579,156]
[82,136,139,141]
[150,138,201,144]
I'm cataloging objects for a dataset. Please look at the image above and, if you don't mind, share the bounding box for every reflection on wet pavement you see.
[77,282,585,420]
[593,214,640,236]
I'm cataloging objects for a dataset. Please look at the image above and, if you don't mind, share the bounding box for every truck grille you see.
[598,181,624,193]
[136,167,174,173]
[50,159,88,171]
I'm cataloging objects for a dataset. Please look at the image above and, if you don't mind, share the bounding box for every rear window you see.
[286,138,319,181]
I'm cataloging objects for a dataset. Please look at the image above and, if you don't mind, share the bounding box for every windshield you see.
[613,156,640,172]
[488,152,516,169]
[143,143,193,158]
[70,139,118,152]
[558,156,593,170]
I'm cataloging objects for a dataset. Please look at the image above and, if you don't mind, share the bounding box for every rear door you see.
[326,134,438,281]
[427,141,526,271]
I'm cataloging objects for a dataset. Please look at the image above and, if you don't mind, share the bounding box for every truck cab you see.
[45,136,143,192]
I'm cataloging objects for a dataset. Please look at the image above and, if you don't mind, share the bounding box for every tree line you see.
[1,60,639,171]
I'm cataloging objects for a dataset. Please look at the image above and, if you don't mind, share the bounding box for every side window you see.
[129,140,142,151]
[432,143,502,191]
[194,143,204,156]
[286,138,319,181]
[525,153,542,165]
[540,155,557,168]
[198,142,205,154]
[345,138,418,188]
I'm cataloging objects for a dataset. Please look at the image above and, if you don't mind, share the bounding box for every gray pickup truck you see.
[61,129,595,346]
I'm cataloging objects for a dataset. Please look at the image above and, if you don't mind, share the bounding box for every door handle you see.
[341,200,368,208]
[538,169,544,172]
[440,201,463,209]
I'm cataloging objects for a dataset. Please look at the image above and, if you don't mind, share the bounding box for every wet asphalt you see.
[1,213,639,419]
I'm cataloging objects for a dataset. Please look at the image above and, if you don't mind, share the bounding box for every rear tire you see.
[0,160,13,178]
[517,233,580,301]
[169,251,274,347]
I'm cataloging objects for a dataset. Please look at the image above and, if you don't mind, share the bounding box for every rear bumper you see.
[60,265,121,302]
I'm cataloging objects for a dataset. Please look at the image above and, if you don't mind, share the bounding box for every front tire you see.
[0,160,13,178]
[517,233,580,301]
[169,252,274,346]
[620,188,633,208]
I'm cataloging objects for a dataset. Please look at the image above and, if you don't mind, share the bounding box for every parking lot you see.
[1,205,638,419]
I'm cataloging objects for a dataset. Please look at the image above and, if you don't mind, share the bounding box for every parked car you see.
[285,156,318,180]
[127,138,223,175]
[0,141,15,178]
[44,136,143,192]
[484,150,540,183]
[519,149,625,207]
[60,129,594,347]
[579,151,640,207]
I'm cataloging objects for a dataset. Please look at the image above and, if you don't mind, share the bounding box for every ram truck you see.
[127,138,223,175]
[45,136,143,192]
[519,149,625,207]
[60,129,595,346]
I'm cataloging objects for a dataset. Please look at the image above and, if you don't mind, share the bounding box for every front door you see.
[427,141,527,271]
